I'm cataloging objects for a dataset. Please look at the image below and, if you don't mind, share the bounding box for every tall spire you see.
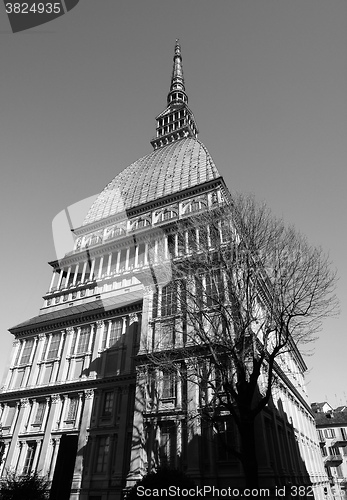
[151,40,198,150]
[167,39,188,105]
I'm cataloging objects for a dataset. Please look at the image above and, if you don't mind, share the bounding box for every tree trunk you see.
[239,417,259,490]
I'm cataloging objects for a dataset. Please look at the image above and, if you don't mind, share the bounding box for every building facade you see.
[313,404,347,499]
[0,41,329,500]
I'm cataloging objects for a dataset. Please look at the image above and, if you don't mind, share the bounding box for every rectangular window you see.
[325,429,336,439]
[209,224,220,248]
[177,232,186,256]
[76,326,91,354]
[34,402,46,425]
[317,429,325,442]
[161,370,175,399]
[197,226,208,250]
[14,343,22,366]
[161,283,177,317]
[95,436,110,473]
[41,336,49,360]
[159,323,174,349]
[329,446,340,456]
[138,243,146,267]
[159,423,176,467]
[5,405,16,427]
[102,392,114,416]
[20,339,34,365]
[205,272,223,307]
[66,398,78,421]
[188,228,197,253]
[152,290,159,319]
[216,418,236,461]
[108,319,122,347]
[341,428,347,440]
[167,234,175,257]
[22,443,36,474]
[14,369,25,389]
[47,333,61,360]
[220,219,230,242]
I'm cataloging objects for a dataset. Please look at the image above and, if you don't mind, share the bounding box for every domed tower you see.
[0,41,227,500]
[0,41,328,500]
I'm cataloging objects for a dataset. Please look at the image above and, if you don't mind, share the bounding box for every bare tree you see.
[140,194,338,488]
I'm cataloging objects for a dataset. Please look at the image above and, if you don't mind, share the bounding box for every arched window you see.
[132,218,150,230]
[157,209,177,223]
[185,198,207,214]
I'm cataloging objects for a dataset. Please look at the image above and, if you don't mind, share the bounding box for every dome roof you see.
[83,138,220,225]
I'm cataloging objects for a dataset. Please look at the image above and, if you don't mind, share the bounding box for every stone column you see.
[125,247,130,270]
[49,271,56,292]
[124,314,138,373]
[126,370,146,488]
[37,394,61,474]
[98,256,104,278]
[135,245,139,268]
[3,339,21,388]
[75,392,84,429]
[81,261,87,283]
[40,397,50,432]
[14,441,25,473]
[89,320,103,378]
[72,263,80,285]
[116,250,121,272]
[186,365,201,479]
[107,253,112,275]
[27,334,46,386]
[32,439,42,472]
[57,327,74,381]
[89,259,96,280]
[48,437,60,480]
[57,268,64,289]
[65,266,72,287]
[100,321,111,377]
[83,323,95,371]
[71,389,94,492]
[5,399,27,469]
[0,442,10,475]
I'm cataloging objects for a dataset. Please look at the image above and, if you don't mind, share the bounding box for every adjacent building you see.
[0,41,329,500]
[313,403,347,499]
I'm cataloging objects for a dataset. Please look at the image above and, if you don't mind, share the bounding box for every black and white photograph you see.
[0,1,346,499]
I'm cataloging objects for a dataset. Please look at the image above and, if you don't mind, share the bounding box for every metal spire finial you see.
[168,39,186,104]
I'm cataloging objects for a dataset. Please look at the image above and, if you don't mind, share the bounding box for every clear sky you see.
[0,1,346,406]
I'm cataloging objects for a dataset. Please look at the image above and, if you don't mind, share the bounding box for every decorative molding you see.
[20,398,29,408]
[51,394,60,404]
[84,389,94,399]
[129,313,139,325]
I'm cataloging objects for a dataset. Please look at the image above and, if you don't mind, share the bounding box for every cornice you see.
[0,373,136,402]
[9,301,143,338]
